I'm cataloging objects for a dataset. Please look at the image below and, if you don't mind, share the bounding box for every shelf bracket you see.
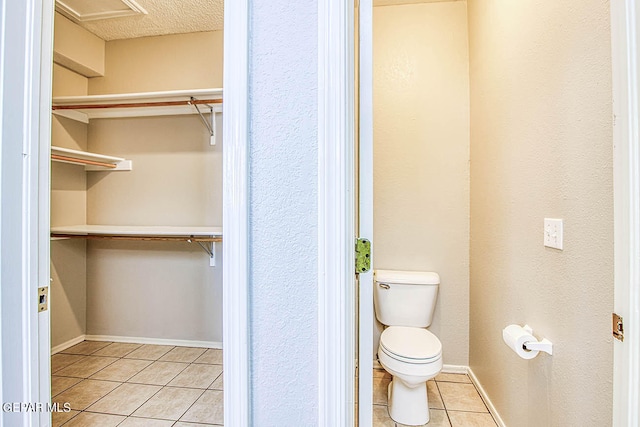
[189,97,216,145]
[191,239,216,267]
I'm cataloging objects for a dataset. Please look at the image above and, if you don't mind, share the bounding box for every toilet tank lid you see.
[375,270,440,285]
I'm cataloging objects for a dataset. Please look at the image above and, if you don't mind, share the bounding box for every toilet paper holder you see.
[521,325,553,355]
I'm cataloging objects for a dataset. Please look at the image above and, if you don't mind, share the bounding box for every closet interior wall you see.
[50,13,224,349]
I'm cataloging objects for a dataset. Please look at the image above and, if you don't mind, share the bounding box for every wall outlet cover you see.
[544,218,563,250]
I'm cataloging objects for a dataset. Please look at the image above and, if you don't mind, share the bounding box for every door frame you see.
[611,1,640,425]
[0,0,54,425]
[317,0,357,425]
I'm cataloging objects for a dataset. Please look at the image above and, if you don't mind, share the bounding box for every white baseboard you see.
[468,366,506,427]
[85,335,223,350]
[51,335,86,355]
[442,364,468,374]
[51,334,222,354]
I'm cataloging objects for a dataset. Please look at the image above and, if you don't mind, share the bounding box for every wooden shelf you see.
[52,88,223,124]
[51,225,223,266]
[50,225,222,239]
[51,146,132,171]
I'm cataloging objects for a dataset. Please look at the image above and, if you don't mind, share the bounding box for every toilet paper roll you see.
[502,324,539,360]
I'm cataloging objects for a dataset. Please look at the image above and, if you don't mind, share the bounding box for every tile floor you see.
[51,341,223,427]
[52,342,494,427]
[372,369,498,427]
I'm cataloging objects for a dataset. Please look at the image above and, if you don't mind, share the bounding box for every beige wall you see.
[51,64,89,348]
[89,31,223,94]
[84,33,223,343]
[373,2,470,365]
[468,1,613,425]
[53,13,105,77]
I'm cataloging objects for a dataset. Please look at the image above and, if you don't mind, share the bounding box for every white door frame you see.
[612,1,640,425]
[1,0,54,426]
[317,0,357,425]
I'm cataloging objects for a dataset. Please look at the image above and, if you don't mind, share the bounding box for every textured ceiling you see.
[69,0,224,41]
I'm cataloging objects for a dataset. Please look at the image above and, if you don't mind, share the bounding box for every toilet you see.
[374,269,443,426]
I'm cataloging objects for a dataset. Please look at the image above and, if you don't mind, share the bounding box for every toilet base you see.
[387,377,430,426]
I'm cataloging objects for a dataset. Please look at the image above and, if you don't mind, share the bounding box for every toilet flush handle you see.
[378,283,390,289]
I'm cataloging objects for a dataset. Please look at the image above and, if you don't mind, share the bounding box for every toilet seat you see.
[380,326,442,364]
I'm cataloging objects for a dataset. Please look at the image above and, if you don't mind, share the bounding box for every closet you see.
[49,11,224,354]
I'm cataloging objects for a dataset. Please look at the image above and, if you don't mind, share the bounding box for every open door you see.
[357,0,374,425]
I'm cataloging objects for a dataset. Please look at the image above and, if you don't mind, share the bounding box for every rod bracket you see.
[189,97,216,145]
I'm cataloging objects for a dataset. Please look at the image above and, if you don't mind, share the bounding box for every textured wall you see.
[89,31,223,94]
[373,1,470,366]
[84,33,223,343]
[248,0,318,424]
[468,1,613,425]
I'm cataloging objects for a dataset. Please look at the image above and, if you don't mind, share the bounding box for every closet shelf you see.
[50,225,223,240]
[51,225,223,266]
[51,88,223,122]
[51,146,132,171]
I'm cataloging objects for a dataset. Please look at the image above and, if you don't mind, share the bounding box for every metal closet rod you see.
[50,234,223,243]
[51,98,223,110]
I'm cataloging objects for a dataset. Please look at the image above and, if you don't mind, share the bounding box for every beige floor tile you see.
[168,364,223,389]
[373,376,391,405]
[438,382,488,413]
[124,345,174,361]
[127,361,188,386]
[393,408,450,427]
[174,422,219,427]
[448,411,497,427]
[209,373,223,390]
[53,379,120,411]
[51,376,83,397]
[428,380,444,409]
[51,354,86,373]
[86,383,161,416]
[372,404,394,427]
[194,348,223,365]
[61,341,112,356]
[180,389,224,424]
[159,346,206,363]
[373,368,391,379]
[132,387,204,421]
[435,373,472,384]
[62,411,125,427]
[90,358,152,382]
[54,356,118,378]
[118,417,175,426]
[91,342,142,358]
[52,409,79,427]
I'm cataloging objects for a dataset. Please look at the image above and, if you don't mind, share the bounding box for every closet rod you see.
[50,234,222,243]
[51,154,117,169]
[52,98,223,111]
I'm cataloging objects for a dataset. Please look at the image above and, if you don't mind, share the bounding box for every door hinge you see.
[38,287,49,312]
[355,238,371,274]
[613,312,624,342]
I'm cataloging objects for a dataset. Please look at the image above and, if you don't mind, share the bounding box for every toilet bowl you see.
[378,326,442,425]
[374,270,443,425]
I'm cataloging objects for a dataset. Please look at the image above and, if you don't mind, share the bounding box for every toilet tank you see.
[374,270,440,328]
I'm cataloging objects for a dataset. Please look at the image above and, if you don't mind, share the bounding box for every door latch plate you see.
[613,312,624,342]
[38,287,49,312]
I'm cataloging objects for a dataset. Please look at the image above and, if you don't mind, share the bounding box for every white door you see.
[0,0,54,425]
[358,0,374,425]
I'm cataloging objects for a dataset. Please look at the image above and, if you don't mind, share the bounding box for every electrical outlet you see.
[544,218,563,250]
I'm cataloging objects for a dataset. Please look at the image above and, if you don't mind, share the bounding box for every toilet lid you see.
[380,326,442,362]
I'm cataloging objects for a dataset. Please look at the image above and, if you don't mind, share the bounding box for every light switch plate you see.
[544,218,563,250]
